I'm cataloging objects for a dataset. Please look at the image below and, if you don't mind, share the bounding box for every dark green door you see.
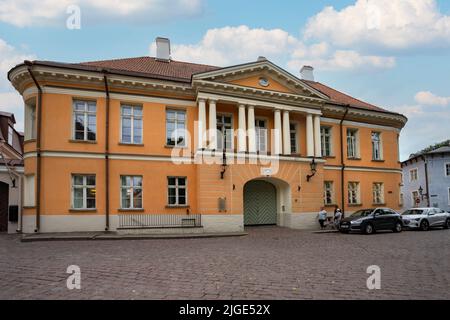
[244,180,277,226]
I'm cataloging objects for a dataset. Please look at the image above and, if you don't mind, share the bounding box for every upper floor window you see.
[7,126,13,145]
[445,163,450,177]
[73,100,96,141]
[372,182,384,204]
[255,119,267,153]
[168,177,187,206]
[290,122,298,154]
[372,132,382,160]
[348,182,360,205]
[321,126,332,157]
[410,168,418,182]
[121,105,142,144]
[72,175,96,209]
[121,176,143,209]
[166,109,186,147]
[324,181,334,205]
[347,128,359,159]
[217,114,233,150]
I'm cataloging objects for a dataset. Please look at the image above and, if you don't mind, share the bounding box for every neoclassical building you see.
[8,38,407,234]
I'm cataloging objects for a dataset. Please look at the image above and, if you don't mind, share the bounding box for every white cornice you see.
[321,117,401,132]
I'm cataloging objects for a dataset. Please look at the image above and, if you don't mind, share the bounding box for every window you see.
[320,126,332,157]
[372,132,382,160]
[217,114,233,150]
[120,176,143,209]
[290,122,298,154]
[72,175,96,209]
[347,129,359,158]
[166,109,186,147]
[24,175,35,207]
[73,100,96,141]
[168,177,187,206]
[412,191,420,207]
[348,182,360,205]
[121,105,142,144]
[7,126,13,145]
[445,163,450,177]
[255,119,267,153]
[324,181,334,205]
[373,182,384,204]
[409,168,418,182]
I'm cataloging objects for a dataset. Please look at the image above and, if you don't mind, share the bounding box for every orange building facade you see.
[8,47,407,234]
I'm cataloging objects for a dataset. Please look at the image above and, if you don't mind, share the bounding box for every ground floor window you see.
[121,176,143,209]
[324,181,334,205]
[412,190,420,207]
[72,175,96,209]
[168,177,187,206]
[372,183,384,204]
[348,182,360,205]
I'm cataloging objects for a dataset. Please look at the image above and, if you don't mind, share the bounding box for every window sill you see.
[165,145,188,149]
[348,203,363,207]
[69,208,97,213]
[118,208,145,212]
[118,143,144,147]
[323,156,336,159]
[372,159,385,162]
[166,205,190,209]
[347,157,361,161]
[69,139,97,144]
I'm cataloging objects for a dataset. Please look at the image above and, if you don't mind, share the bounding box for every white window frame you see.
[412,190,420,207]
[165,109,186,147]
[255,117,268,153]
[321,126,332,157]
[24,174,35,207]
[371,131,383,160]
[73,100,97,141]
[71,175,96,209]
[324,181,334,205]
[120,175,143,209]
[7,126,13,145]
[347,128,359,159]
[167,176,188,206]
[120,104,143,144]
[290,121,299,154]
[372,182,384,204]
[348,182,360,205]
[409,168,419,182]
[217,113,234,151]
[445,163,450,177]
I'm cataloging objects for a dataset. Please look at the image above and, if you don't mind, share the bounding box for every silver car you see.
[401,207,450,231]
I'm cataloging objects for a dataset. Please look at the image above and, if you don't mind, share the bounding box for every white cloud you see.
[0,0,204,27]
[414,91,450,106]
[304,0,450,50]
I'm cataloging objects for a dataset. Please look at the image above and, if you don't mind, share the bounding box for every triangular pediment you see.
[192,59,329,100]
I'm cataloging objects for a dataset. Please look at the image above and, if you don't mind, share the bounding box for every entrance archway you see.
[244,180,277,226]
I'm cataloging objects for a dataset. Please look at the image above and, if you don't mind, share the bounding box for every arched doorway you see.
[0,182,9,232]
[244,180,277,226]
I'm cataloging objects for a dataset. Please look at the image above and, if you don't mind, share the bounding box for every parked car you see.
[401,208,450,231]
[339,208,403,234]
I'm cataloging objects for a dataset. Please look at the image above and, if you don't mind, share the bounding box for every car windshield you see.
[350,209,373,218]
[402,209,425,216]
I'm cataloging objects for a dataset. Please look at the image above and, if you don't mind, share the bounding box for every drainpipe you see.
[103,71,110,231]
[423,155,430,207]
[25,61,42,233]
[339,105,350,217]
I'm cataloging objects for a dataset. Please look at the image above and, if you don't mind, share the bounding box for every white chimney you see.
[300,65,314,81]
[156,37,171,61]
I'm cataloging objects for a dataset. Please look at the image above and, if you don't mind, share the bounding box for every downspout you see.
[25,61,42,233]
[339,105,350,217]
[423,155,430,207]
[103,71,110,231]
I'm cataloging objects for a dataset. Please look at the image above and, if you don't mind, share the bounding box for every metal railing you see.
[118,213,202,229]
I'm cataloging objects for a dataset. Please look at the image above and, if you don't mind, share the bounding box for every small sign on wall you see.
[261,167,273,176]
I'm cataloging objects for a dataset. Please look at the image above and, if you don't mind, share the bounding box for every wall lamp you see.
[306,158,317,182]
[418,185,428,200]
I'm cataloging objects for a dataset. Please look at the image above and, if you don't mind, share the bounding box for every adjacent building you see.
[401,146,450,211]
[0,111,24,233]
[7,38,407,234]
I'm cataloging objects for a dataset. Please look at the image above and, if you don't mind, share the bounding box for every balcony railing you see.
[118,213,202,229]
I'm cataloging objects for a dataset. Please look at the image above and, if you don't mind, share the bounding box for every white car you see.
[401,207,450,231]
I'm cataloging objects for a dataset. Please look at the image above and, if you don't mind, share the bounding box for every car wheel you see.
[444,219,450,230]
[420,220,429,231]
[393,221,403,233]
[364,223,374,235]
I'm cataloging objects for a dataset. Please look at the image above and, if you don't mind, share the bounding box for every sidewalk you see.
[21,231,248,242]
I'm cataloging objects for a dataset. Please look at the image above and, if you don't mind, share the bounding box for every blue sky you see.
[1,0,449,160]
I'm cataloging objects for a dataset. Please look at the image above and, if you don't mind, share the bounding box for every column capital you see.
[197,98,206,104]
[208,99,218,104]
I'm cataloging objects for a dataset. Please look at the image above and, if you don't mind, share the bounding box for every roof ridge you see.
[79,56,221,69]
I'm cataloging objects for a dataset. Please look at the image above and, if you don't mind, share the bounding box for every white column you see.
[314,115,322,157]
[238,104,247,153]
[306,113,314,157]
[197,98,206,149]
[282,110,291,155]
[273,109,282,155]
[208,99,217,150]
[247,105,256,153]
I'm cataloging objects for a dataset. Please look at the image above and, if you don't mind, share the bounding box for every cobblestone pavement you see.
[1,227,449,300]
